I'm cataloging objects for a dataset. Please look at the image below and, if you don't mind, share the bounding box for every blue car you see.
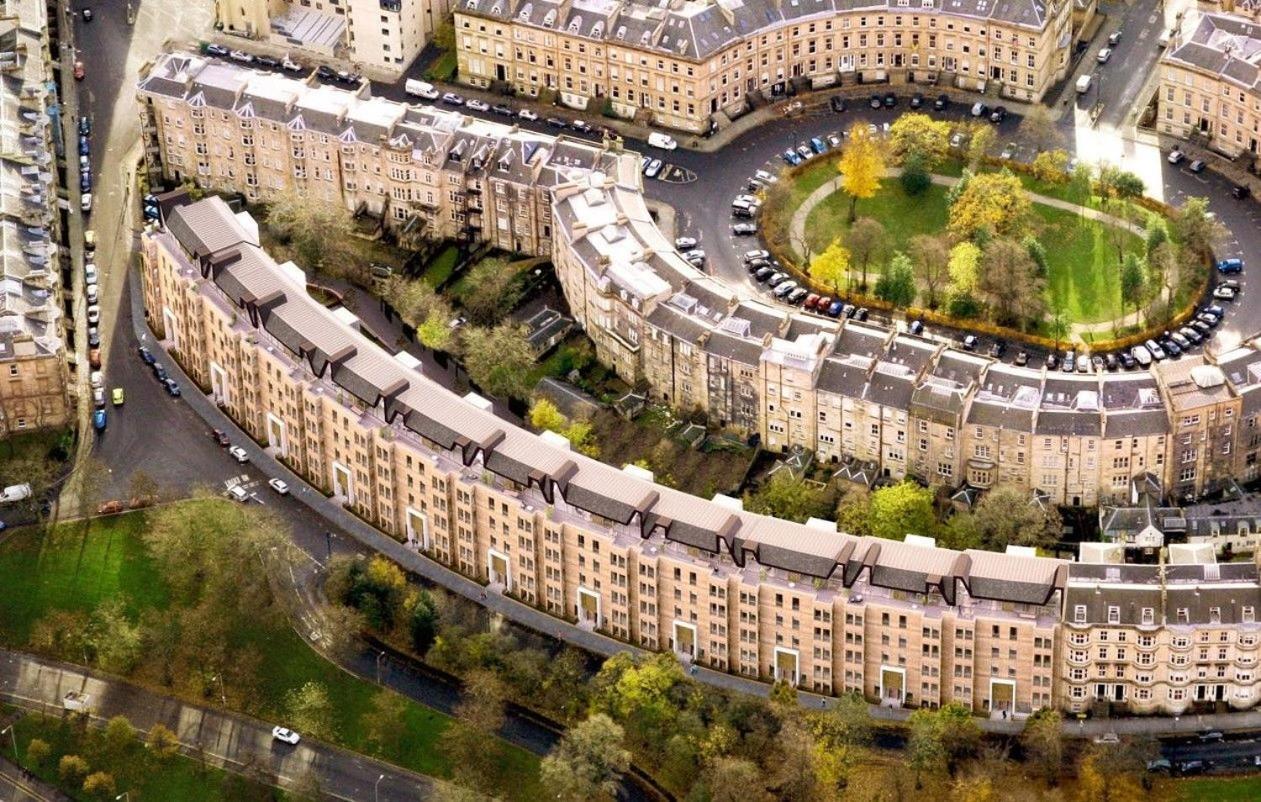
[164,378,181,397]
[782,150,802,166]
[810,136,828,154]
[79,171,91,193]
[78,135,90,156]
[137,345,156,364]
[92,409,106,431]
[1217,257,1244,274]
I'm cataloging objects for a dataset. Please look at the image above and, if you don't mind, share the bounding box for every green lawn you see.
[0,512,545,800]
[424,51,457,83]
[786,157,1142,325]
[8,710,291,801]
[421,244,461,289]
[1171,775,1261,801]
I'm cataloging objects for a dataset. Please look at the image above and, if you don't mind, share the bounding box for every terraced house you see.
[141,190,1261,718]
[453,0,1074,132]
[1158,12,1261,168]
[137,52,1261,514]
[0,0,69,435]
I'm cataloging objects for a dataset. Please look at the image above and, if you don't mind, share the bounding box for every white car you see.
[647,132,677,150]
[268,478,290,495]
[753,169,777,184]
[92,386,105,407]
[228,50,254,64]
[1097,48,1112,64]
[674,236,698,250]
[87,304,100,324]
[440,92,464,106]
[86,284,98,304]
[90,370,103,390]
[466,98,490,112]
[271,727,300,745]
[228,485,250,503]
[228,445,249,464]
[1214,285,1238,301]
[517,108,538,121]
[84,264,98,285]
[281,56,304,73]
[80,192,92,212]
[1000,142,1017,160]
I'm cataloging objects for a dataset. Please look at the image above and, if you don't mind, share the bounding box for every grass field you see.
[0,512,544,800]
[421,244,461,288]
[1168,775,1261,801]
[8,709,290,802]
[784,157,1142,324]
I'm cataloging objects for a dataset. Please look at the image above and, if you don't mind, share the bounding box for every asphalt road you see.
[0,648,434,801]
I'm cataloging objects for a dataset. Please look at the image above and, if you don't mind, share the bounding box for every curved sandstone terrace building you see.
[138,52,1261,717]
[452,0,1074,132]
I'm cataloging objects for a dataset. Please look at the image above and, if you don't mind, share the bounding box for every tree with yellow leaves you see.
[967,123,996,168]
[809,238,851,295]
[838,123,886,222]
[947,169,1031,241]
[888,113,953,168]
[1030,149,1070,184]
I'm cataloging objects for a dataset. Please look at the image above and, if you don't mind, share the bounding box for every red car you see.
[73,61,85,80]
[211,429,230,447]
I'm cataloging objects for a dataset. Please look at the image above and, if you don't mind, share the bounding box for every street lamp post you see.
[376,651,385,684]
[375,773,385,802]
[116,793,131,802]
[0,724,16,762]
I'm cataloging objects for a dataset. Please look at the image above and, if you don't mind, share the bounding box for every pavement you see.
[0,754,66,802]
[0,648,434,802]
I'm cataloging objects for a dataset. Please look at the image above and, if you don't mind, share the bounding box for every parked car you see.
[204,44,229,58]
[1232,184,1251,199]
[466,98,490,112]
[854,307,869,321]
[1217,257,1244,274]
[1145,339,1167,360]
[971,101,989,118]
[909,93,924,109]
[491,103,514,116]
[79,116,92,137]
[152,364,168,382]
[826,133,842,149]
[961,334,978,350]
[787,287,809,305]
[869,93,883,109]
[989,341,1007,358]
[675,236,698,250]
[1097,47,1113,63]
[211,429,230,446]
[80,192,92,212]
[647,132,677,150]
[92,409,106,431]
[933,94,950,111]
[644,159,663,179]
[1120,351,1137,369]
[1180,326,1204,345]
[782,149,802,166]
[772,280,798,298]
[315,65,337,82]
[73,61,85,80]
[827,300,845,317]
[766,272,788,288]
[909,320,926,336]
[1103,353,1118,371]
[1000,142,1018,160]
[137,345,155,364]
[163,379,182,397]
[228,50,254,64]
[1061,351,1076,372]
[254,55,279,69]
[440,92,465,106]
[1168,149,1186,165]
[829,95,847,113]
[269,478,290,495]
[1045,353,1060,370]
[744,249,770,262]
[754,266,775,282]
[281,56,304,73]
[1131,345,1153,367]
[570,119,594,133]
[517,108,539,121]
[88,348,100,369]
[732,222,758,235]
[810,136,828,154]
[228,446,249,464]
[271,727,300,745]
[795,144,813,160]
[1189,159,1207,174]
[883,93,897,108]
[1214,285,1238,300]
[989,106,1008,123]
[1108,31,1122,45]
[87,304,99,324]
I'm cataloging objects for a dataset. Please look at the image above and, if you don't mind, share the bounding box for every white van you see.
[0,483,32,504]
[1075,74,1092,94]
[404,79,439,100]
[647,132,677,150]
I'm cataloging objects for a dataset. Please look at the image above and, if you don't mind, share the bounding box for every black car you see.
[255,55,279,69]
[1233,184,1252,199]
[990,106,1008,123]
[137,346,156,365]
[546,117,568,128]
[787,287,809,305]
[204,44,230,58]
[212,429,231,447]
[829,95,847,113]
[869,94,883,109]
[79,172,91,193]
[1104,353,1119,371]
[855,307,869,321]
[1045,353,1060,370]
[1190,319,1213,336]
[316,65,337,82]
[1162,339,1183,357]
[1120,352,1137,369]
[754,266,775,282]
[933,94,950,111]
[153,364,169,382]
[491,104,514,116]
[746,258,771,271]
[909,93,924,109]
[883,93,897,108]
[1014,350,1029,366]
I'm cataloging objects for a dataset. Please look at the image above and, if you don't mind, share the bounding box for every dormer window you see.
[1210,607,1222,624]
[1141,607,1154,625]
[1245,606,1256,624]
[1107,605,1120,624]
[1074,605,1086,624]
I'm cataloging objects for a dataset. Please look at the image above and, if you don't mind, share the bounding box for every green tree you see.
[386,276,456,351]
[809,238,851,294]
[888,113,952,167]
[25,738,51,768]
[265,194,361,281]
[320,602,366,660]
[960,485,1061,551]
[407,589,440,654]
[461,324,535,399]
[867,482,936,541]
[81,771,117,800]
[59,754,90,785]
[909,234,950,309]
[590,653,683,761]
[285,681,337,739]
[103,715,135,759]
[443,671,509,794]
[86,597,144,674]
[937,701,982,774]
[846,216,889,292]
[838,123,886,222]
[1021,708,1065,786]
[1120,252,1146,322]
[743,471,831,523]
[1068,163,1095,218]
[1172,196,1219,259]
[1145,216,1169,259]
[540,714,631,802]
[146,723,180,760]
[979,238,1045,329]
[432,19,455,51]
[1024,236,1049,278]
[906,708,946,787]
[900,150,932,196]
[874,251,917,307]
[462,257,523,326]
[706,756,773,802]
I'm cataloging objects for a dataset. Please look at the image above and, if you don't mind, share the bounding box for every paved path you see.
[0,649,434,802]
